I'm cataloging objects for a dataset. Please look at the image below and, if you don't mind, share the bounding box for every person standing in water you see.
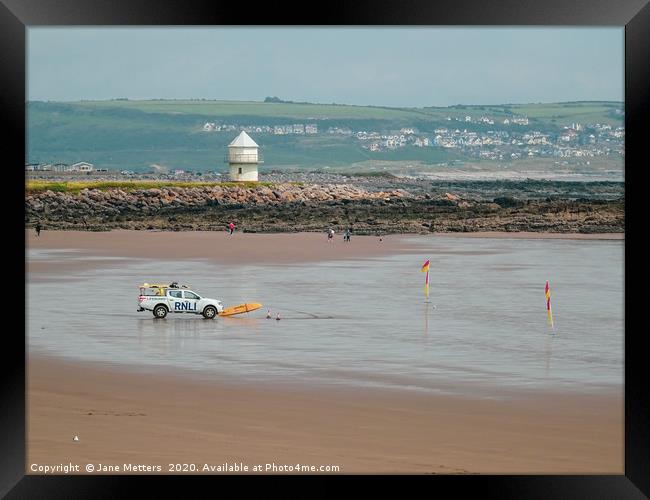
[35,222,42,237]
[327,228,334,243]
[228,221,235,235]
[344,228,351,242]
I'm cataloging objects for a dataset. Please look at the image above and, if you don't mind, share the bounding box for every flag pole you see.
[546,280,554,330]
[425,269,430,303]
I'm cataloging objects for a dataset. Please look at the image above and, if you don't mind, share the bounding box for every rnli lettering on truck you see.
[174,301,198,311]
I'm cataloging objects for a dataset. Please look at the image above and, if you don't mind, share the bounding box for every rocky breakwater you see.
[25,183,624,234]
[25,183,410,231]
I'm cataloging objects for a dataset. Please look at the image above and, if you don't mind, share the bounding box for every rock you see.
[493,196,524,208]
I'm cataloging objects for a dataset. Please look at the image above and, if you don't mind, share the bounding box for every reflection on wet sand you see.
[544,331,556,379]
[137,318,203,354]
[424,303,430,339]
[28,236,623,396]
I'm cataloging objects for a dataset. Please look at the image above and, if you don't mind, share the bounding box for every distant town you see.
[200,114,624,161]
[25,161,109,173]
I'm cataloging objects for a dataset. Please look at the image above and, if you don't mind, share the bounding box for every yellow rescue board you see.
[219,303,263,317]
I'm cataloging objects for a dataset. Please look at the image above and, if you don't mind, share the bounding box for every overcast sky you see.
[27,27,624,107]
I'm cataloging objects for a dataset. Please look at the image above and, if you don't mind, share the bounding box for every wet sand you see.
[26,229,623,269]
[26,230,624,474]
[26,230,420,268]
[433,231,623,240]
[28,356,622,474]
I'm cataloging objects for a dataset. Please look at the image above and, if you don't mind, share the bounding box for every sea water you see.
[27,236,623,397]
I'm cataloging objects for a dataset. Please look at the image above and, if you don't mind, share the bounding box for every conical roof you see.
[228,131,259,148]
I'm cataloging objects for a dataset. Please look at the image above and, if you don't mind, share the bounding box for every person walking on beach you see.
[35,222,41,237]
[344,228,351,243]
[228,221,235,235]
[327,228,334,243]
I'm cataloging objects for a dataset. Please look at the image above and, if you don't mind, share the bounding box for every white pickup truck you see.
[137,283,224,319]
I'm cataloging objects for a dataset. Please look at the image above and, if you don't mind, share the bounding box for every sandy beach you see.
[26,230,421,267]
[25,229,622,268]
[26,230,624,474]
[28,356,622,474]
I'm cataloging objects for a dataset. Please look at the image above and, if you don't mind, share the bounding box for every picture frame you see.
[4,0,647,496]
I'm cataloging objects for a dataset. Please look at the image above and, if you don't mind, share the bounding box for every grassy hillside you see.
[73,99,423,120]
[71,99,623,126]
[27,99,623,172]
[421,101,623,126]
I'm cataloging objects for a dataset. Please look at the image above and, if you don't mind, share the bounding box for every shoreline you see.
[429,231,623,240]
[26,229,623,268]
[27,355,623,474]
[28,347,623,400]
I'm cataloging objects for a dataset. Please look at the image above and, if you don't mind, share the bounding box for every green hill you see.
[27,99,623,172]
[73,99,423,120]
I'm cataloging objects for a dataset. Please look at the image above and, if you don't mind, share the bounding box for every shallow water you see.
[27,236,623,397]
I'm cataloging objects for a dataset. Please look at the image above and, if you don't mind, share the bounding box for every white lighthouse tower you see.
[226,131,262,182]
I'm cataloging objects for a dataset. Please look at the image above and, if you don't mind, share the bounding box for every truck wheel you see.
[153,305,168,319]
[202,306,217,319]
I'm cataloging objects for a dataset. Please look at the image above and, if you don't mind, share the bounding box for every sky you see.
[27,27,624,107]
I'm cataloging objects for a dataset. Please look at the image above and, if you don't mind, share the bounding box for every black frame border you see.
[4,0,648,497]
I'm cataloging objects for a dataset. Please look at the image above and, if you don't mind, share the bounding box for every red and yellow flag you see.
[421,259,430,299]
[545,280,554,328]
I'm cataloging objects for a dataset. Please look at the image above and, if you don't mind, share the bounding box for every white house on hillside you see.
[70,162,94,172]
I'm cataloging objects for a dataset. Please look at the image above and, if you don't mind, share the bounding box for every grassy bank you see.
[26,180,280,193]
